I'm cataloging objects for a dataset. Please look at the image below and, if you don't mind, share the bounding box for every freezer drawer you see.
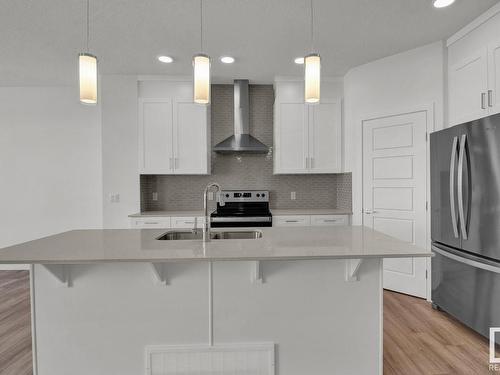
[432,243,500,343]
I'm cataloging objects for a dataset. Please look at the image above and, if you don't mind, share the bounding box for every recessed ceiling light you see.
[220,56,235,64]
[433,0,455,8]
[157,55,173,63]
[294,57,304,64]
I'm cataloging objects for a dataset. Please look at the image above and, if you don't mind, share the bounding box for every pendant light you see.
[79,0,98,104]
[193,0,210,104]
[304,0,320,104]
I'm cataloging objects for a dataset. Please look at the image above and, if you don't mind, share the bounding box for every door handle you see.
[457,134,468,240]
[488,90,493,107]
[481,92,487,109]
[449,136,459,238]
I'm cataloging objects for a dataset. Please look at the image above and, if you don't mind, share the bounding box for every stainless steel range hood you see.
[213,80,269,154]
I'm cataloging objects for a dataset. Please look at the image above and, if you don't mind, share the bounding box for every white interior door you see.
[309,101,342,173]
[173,100,208,174]
[362,111,428,298]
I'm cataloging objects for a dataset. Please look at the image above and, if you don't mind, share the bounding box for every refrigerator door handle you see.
[432,244,500,274]
[458,134,468,240]
[449,136,459,238]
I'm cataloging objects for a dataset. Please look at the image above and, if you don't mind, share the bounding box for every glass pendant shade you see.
[305,53,320,104]
[79,53,98,104]
[193,54,210,104]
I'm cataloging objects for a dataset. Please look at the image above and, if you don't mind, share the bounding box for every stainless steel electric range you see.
[210,190,272,228]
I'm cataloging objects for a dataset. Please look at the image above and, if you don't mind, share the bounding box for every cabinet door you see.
[138,99,173,174]
[171,216,205,229]
[488,39,500,116]
[309,101,342,173]
[274,102,309,174]
[173,100,209,174]
[449,48,489,126]
[274,215,311,227]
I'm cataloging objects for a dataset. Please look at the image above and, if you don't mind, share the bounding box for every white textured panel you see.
[373,187,413,211]
[146,343,275,375]
[372,123,413,150]
[373,217,414,243]
[384,258,414,275]
[372,156,413,180]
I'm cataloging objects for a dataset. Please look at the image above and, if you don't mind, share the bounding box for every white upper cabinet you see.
[173,100,210,174]
[274,102,309,173]
[488,38,500,115]
[139,98,173,174]
[274,80,342,174]
[309,102,342,173]
[138,80,210,175]
[447,8,500,126]
[448,48,489,126]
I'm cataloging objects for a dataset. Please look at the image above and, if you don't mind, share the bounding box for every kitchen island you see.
[0,226,431,375]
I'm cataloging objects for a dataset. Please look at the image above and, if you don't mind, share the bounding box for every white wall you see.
[0,87,102,254]
[101,75,140,228]
[344,41,445,225]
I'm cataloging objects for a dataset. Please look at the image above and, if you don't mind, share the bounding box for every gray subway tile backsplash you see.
[140,84,352,212]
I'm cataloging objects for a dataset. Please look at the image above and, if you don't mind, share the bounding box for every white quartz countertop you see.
[0,226,430,264]
[129,208,352,217]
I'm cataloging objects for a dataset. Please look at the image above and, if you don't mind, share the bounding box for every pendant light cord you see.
[86,0,90,52]
[310,0,314,52]
[200,0,204,52]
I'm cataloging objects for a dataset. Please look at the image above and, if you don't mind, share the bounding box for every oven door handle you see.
[432,244,500,274]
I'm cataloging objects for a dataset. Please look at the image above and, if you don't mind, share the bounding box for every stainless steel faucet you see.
[203,182,223,242]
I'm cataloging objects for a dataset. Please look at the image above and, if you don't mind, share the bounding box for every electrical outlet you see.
[152,192,158,201]
[291,192,296,200]
[109,193,120,203]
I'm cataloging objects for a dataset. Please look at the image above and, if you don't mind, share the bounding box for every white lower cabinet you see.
[274,215,311,227]
[274,214,349,227]
[129,217,171,229]
[310,215,349,226]
[171,216,205,229]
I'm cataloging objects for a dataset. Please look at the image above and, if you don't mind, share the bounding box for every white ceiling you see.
[0,0,498,85]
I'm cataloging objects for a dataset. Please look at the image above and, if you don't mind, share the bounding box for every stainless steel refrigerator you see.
[431,113,500,343]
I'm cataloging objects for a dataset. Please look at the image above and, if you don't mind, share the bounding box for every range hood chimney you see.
[213,79,269,153]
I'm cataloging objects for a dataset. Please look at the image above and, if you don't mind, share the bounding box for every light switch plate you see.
[291,192,296,200]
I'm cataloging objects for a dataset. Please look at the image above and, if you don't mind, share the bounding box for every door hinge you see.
[425,270,428,279]
[426,201,428,211]
[425,132,428,142]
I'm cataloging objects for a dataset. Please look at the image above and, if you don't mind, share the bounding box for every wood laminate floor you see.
[384,289,495,375]
[0,272,496,374]
[0,271,32,375]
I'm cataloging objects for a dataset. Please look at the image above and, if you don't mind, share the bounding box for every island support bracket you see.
[345,259,363,282]
[151,263,168,285]
[42,264,72,287]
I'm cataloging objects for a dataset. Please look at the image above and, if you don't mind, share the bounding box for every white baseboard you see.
[0,264,30,270]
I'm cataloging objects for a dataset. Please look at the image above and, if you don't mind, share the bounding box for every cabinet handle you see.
[285,220,299,223]
[481,92,487,109]
[488,90,493,107]
[310,157,314,169]
[175,157,179,169]
[169,157,173,170]
[305,157,309,169]
[323,219,339,222]
[144,221,159,225]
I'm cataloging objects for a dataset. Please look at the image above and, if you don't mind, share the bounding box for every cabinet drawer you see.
[274,215,311,227]
[171,216,205,229]
[310,215,349,226]
[130,217,171,229]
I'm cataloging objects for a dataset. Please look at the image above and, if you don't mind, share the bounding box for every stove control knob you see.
[261,193,266,197]
[256,194,260,197]
[225,194,230,198]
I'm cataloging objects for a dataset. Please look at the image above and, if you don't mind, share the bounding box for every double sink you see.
[157,230,263,241]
